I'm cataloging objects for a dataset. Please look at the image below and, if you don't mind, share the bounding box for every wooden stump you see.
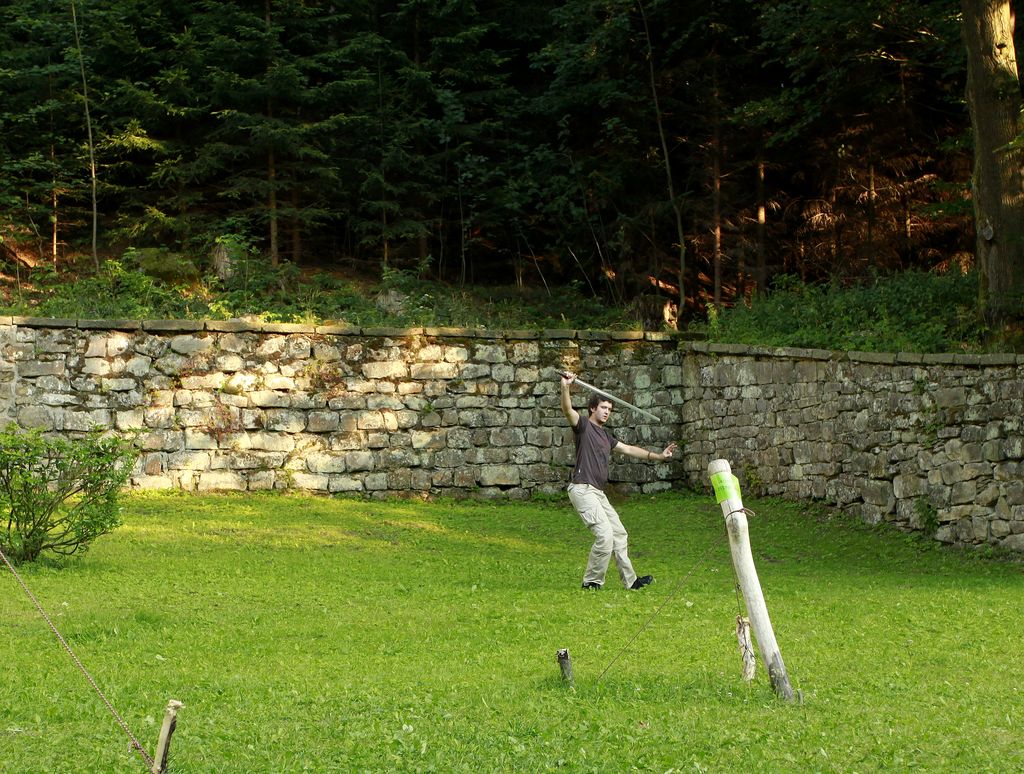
[736,615,756,682]
[556,648,574,686]
[151,699,183,774]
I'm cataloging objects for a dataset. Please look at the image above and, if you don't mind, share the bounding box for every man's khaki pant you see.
[568,483,637,589]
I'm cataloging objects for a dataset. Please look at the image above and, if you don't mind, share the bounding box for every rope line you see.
[595,506,757,683]
[596,528,727,683]
[0,545,154,770]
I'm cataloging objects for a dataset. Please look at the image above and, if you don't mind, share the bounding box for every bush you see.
[0,425,136,564]
[699,269,987,353]
[31,259,192,320]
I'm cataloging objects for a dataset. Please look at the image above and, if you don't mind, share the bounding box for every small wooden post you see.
[709,459,795,701]
[556,648,574,686]
[151,699,183,774]
[736,615,756,682]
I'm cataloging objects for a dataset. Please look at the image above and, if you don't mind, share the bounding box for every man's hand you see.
[662,442,678,458]
[561,370,576,386]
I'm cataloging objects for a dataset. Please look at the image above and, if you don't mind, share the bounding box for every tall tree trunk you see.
[291,189,302,265]
[867,162,876,267]
[70,0,99,271]
[711,58,723,307]
[713,126,722,307]
[51,146,59,265]
[756,156,767,293]
[637,0,686,312]
[268,148,279,267]
[962,0,1024,322]
[265,1,279,267]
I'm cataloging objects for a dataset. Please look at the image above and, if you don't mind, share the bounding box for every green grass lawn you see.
[2,491,1022,773]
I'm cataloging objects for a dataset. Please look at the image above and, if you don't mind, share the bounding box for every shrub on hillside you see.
[0,425,136,564]
[702,270,986,353]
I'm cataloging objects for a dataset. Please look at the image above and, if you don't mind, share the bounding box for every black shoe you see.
[581,582,602,590]
[630,575,653,590]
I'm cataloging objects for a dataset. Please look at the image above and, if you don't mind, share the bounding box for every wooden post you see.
[708,459,795,701]
[151,699,183,774]
[556,648,574,686]
[736,616,756,682]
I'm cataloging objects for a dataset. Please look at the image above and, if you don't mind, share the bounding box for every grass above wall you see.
[700,270,993,353]
[1,491,1022,773]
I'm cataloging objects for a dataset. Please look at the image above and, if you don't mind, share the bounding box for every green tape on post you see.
[711,471,741,504]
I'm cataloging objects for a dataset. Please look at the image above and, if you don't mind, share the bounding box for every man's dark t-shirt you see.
[571,414,619,490]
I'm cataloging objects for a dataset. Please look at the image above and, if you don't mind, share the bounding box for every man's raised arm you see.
[560,371,580,427]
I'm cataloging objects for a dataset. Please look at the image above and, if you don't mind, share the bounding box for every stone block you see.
[307,411,340,433]
[213,354,244,372]
[489,427,525,447]
[934,387,965,409]
[486,364,512,385]
[263,374,296,390]
[412,430,447,449]
[364,472,389,490]
[411,362,458,379]
[249,431,295,452]
[861,479,895,511]
[18,360,66,377]
[184,430,218,450]
[478,465,520,487]
[167,451,211,470]
[357,411,398,431]
[115,410,145,430]
[950,481,977,505]
[102,377,139,392]
[64,409,111,431]
[197,470,246,491]
[1004,480,1024,506]
[287,472,329,491]
[307,453,346,474]
[346,451,375,471]
[263,409,306,433]
[170,334,213,355]
[939,462,963,486]
[248,470,277,490]
[362,361,408,379]
[366,395,405,410]
[892,474,926,499]
[155,353,190,375]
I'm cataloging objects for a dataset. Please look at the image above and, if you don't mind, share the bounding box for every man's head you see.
[588,396,613,425]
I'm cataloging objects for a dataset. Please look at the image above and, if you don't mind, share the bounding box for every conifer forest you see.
[2,1,1022,323]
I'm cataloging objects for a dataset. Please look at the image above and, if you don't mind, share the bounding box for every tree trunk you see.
[70,0,99,271]
[637,0,686,313]
[51,146,59,265]
[268,148,279,267]
[867,162,876,267]
[713,123,722,307]
[266,1,279,268]
[962,0,1024,322]
[756,157,767,294]
[291,189,302,265]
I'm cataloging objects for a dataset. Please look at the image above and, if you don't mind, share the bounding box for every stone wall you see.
[677,343,1024,552]
[2,317,1022,552]
[0,318,685,499]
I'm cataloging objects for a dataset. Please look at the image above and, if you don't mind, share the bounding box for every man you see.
[560,370,677,590]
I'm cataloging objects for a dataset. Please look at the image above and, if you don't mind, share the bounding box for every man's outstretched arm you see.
[614,441,678,461]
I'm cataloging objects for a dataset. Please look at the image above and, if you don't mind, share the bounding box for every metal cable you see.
[596,528,727,682]
[0,545,154,770]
